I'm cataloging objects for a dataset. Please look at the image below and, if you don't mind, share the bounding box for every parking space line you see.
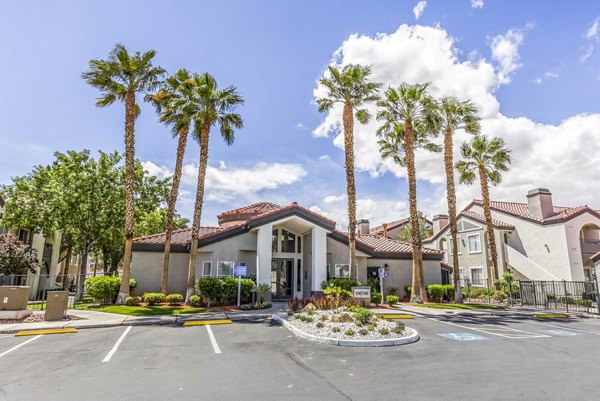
[206,325,221,354]
[102,326,132,363]
[0,335,42,358]
[428,317,550,339]
[525,320,600,335]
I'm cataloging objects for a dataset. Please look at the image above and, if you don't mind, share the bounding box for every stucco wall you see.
[131,251,190,295]
[562,212,600,280]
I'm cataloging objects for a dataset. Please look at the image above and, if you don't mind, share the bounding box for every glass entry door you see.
[271,259,293,300]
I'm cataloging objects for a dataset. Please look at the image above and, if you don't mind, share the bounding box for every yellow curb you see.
[183,319,232,326]
[377,314,415,319]
[15,328,78,337]
[532,314,568,319]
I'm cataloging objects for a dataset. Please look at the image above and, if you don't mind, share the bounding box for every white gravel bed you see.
[282,310,414,341]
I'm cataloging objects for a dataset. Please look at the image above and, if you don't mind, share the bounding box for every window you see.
[272,229,278,252]
[217,261,234,277]
[281,229,296,253]
[471,267,484,286]
[459,267,464,279]
[202,261,212,277]
[449,236,461,255]
[296,260,301,291]
[467,234,481,254]
[297,236,302,253]
[334,264,350,278]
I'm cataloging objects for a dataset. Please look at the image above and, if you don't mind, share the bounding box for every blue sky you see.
[2,1,600,228]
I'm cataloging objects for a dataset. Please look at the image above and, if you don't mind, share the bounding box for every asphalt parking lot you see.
[1,314,599,401]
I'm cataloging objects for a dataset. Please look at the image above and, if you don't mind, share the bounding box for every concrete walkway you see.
[0,303,286,334]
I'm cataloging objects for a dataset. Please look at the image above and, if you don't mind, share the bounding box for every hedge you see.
[84,276,121,304]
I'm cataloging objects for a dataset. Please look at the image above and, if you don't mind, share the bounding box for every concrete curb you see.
[271,314,419,347]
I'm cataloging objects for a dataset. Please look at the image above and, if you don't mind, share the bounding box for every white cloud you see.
[313,23,600,220]
[413,1,427,20]
[490,28,524,84]
[586,17,599,40]
[319,154,331,161]
[580,44,594,63]
[534,71,559,84]
[295,123,309,131]
[141,161,172,179]
[471,0,484,8]
[323,193,347,204]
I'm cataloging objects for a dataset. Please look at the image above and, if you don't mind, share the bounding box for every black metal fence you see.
[454,277,600,314]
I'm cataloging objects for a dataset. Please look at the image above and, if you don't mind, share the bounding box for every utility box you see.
[0,286,29,310]
[45,291,68,321]
[351,286,371,307]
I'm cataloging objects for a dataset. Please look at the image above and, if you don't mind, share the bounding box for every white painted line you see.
[206,325,221,354]
[0,335,42,358]
[428,317,550,339]
[526,320,600,335]
[102,326,132,363]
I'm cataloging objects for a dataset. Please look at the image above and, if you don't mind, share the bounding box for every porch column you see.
[256,223,273,287]
[311,226,327,294]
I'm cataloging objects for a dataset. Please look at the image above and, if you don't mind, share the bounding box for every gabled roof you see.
[370,218,409,235]
[328,231,443,260]
[217,202,282,218]
[468,200,600,225]
[133,202,336,252]
[423,209,513,243]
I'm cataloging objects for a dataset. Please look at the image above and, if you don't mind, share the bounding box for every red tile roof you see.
[217,202,282,218]
[469,200,600,224]
[370,218,409,235]
[133,226,228,245]
[356,234,443,255]
[461,210,514,229]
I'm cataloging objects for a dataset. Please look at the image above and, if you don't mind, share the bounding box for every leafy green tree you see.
[184,72,244,302]
[135,208,189,237]
[396,212,433,242]
[377,83,440,303]
[0,233,41,275]
[316,64,381,280]
[1,150,169,298]
[456,135,512,280]
[82,44,165,304]
[437,97,480,303]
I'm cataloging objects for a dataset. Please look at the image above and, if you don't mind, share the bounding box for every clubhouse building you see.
[131,202,445,300]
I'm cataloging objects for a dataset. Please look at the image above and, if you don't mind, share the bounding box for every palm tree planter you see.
[438,97,480,303]
[83,44,165,304]
[376,83,440,303]
[184,73,244,303]
[456,135,512,281]
[316,64,381,279]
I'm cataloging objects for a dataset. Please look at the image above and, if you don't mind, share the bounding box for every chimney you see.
[382,223,389,237]
[358,219,370,235]
[527,188,553,219]
[432,214,449,235]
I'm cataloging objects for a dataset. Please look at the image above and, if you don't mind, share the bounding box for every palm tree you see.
[377,83,440,303]
[316,64,381,280]
[82,44,165,304]
[437,97,480,303]
[185,72,244,302]
[146,69,197,295]
[456,135,512,280]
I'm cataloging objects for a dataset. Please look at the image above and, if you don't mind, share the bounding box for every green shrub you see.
[332,326,341,333]
[359,328,369,336]
[404,285,412,300]
[371,291,382,305]
[442,284,455,301]
[321,278,361,292]
[379,328,389,335]
[220,277,256,304]
[386,294,399,305]
[165,294,184,305]
[300,315,314,323]
[576,299,592,307]
[189,295,203,307]
[129,278,137,290]
[125,296,140,306]
[84,276,121,304]
[143,292,166,305]
[367,323,376,331]
[427,284,446,302]
[392,321,405,334]
[316,321,325,328]
[320,315,327,321]
[323,285,352,312]
[353,307,373,325]
[386,287,399,296]
[344,329,355,336]
[195,277,223,307]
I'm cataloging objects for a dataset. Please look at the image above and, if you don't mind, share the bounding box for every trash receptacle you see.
[45,291,68,321]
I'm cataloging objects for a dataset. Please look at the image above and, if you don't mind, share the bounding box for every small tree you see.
[396,212,433,242]
[0,233,41,275]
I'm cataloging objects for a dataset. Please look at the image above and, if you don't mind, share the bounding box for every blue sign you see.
[438,332,488,342]
[234,265,247,277]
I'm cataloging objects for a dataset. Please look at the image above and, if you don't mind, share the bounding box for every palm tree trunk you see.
[443,128,463,303]
[117,89,136,304]
[186,122,210,303]
[478,165,499,280]
[76,241,89,301]
[405,121,427,303]
[342,101,358,280]
[161,128,189,294]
